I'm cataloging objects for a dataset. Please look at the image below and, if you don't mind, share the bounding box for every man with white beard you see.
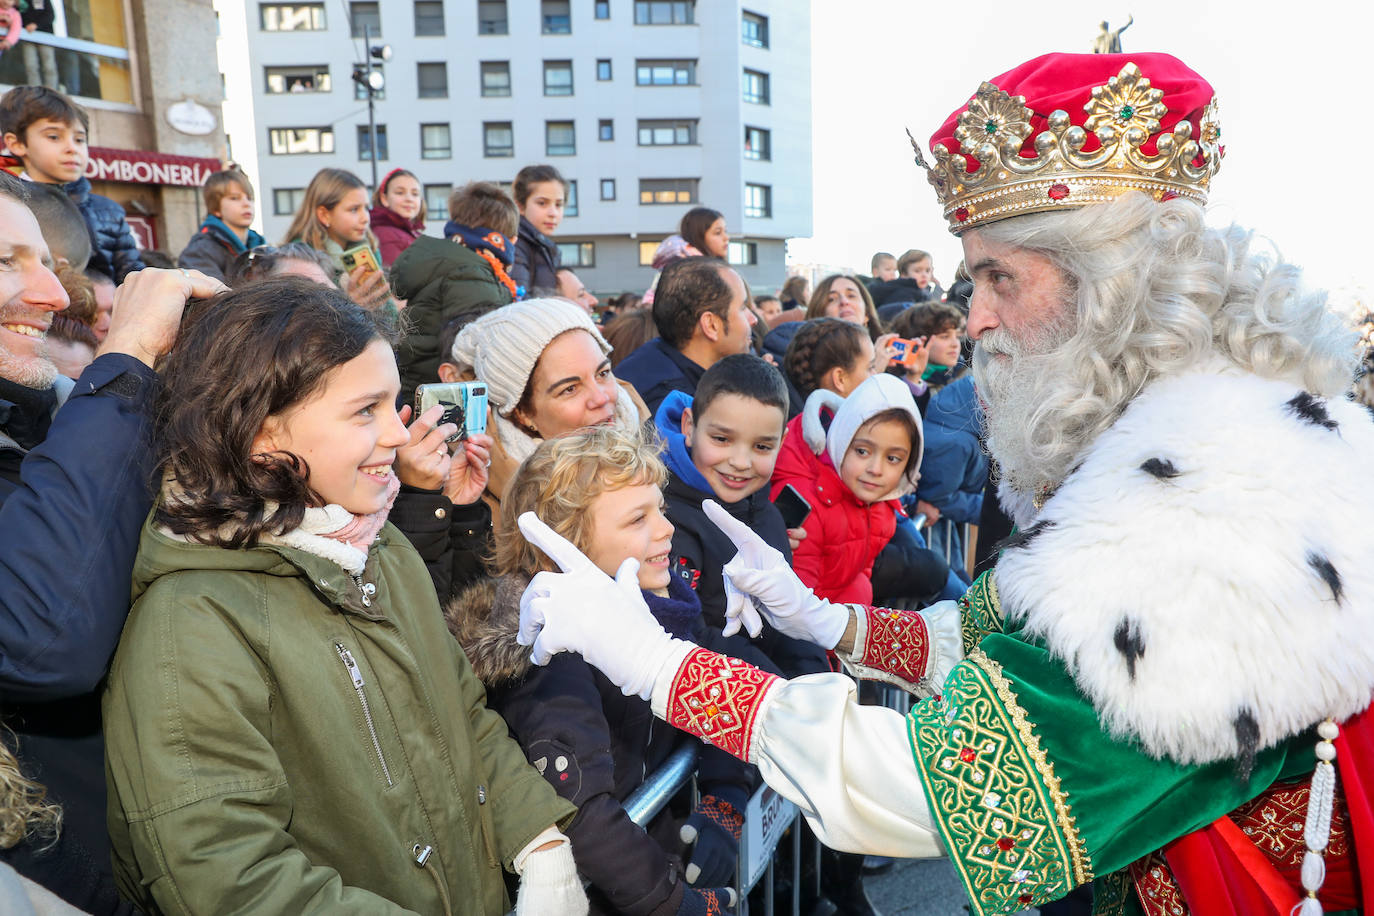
[511,52,1374,914]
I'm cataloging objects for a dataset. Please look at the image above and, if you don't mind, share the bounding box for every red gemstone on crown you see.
[1047,183,1070,201]
[959,746,977,763]
[955,207,970,222]
[1161,191,1179,201]
[1019,895,1034,905]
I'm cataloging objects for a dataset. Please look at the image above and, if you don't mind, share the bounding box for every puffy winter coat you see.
[769,376,924,606]
[104,517,573,915]
[914,374,986,524]
[370,205,425,267]
[390,235,513,405]
[510,215,560,293]
[64,176,144,282]
[449,574,754,915]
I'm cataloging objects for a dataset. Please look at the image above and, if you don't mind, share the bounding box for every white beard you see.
[972,311,1079,524]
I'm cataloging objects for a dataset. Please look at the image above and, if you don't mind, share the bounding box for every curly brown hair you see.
[494,425,666,578]
[783,317,870,399]
[153,277,395,548]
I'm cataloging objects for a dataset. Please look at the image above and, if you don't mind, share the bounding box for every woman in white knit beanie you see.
[451,298,649,519]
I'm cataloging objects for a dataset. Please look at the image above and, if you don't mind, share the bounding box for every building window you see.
[744,125,770,161]
[416,62,448,98]
[357,125,389,161]
[273,187,306,215]
[634,1,694,24]
[637,118,697,146]
[481,61,511,96]
[421,123,452,159]
[546,121,576,156]
[260,3,325,31]
[635,59,696,86]
[600,178,616,200]
[596,59,612,80]
[542,0,571,33]
[741,10,768,48]
[639,178,698,204]
[742,69,769,104]
[269,127,334,155]
[265,65,330,94]
[543,60,573,96]
[414,0,444,35]
[478,0,507,33]
[558,242,595,267]
[594,0,610,18]
[598,119,613,141]
[565,180,579,216]
[638,241,662,265]
[728,241,758,265]
[483,122,514,157]
[744,183,771,218]
[348,1,379,37]
[354,64,384,99]
[424,183,451,221]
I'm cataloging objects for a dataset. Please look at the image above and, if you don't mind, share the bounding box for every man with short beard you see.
[507,52,1374,914]
[0,170,225,911]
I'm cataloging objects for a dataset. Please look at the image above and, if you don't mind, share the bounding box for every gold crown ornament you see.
[914,55,1223,233]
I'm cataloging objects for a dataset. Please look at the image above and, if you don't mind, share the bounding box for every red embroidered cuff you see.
[665,648,779,762]
[858,606,931,687]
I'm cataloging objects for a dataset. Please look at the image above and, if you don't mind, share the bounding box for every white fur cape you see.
[994,360,1374,766]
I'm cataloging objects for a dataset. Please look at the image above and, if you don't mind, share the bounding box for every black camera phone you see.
[772,483,812,529]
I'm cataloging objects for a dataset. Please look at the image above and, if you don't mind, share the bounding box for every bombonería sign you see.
[86,147,222,187]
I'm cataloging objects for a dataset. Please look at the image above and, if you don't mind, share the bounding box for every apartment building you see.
[232,0,812,292]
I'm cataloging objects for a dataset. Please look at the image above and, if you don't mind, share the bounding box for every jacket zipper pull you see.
[350,573,375,607]
[413,843,434,867]
[337,645,365,689]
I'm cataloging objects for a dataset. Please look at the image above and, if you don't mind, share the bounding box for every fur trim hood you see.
[801,374,924,498]
[994,361,1374,768]
[445,575,533,686]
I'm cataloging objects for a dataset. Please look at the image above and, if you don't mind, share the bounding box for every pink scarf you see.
[317,474,400,554]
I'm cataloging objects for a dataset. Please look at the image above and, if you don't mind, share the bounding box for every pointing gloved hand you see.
[702,500,850,649]
[517,512,690,700]
[680,793,744,887]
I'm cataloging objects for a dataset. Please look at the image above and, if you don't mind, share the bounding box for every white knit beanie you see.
[451,298,613,416]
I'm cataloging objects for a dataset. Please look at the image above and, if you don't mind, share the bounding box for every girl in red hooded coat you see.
[369,168,425,267]
[770,373,923,606]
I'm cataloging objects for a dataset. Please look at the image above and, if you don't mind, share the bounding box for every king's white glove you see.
[517,512,691,700]
[702,499,850,649]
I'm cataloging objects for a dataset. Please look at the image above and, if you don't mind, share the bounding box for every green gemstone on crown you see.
[984,120,998,134]
[1118,105,1135,121]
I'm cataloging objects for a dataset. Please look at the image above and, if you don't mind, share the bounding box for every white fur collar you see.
[259,504,369,575]
[994,362,1374,767]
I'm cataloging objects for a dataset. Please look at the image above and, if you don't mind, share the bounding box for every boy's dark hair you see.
[693,353,788,422]
[140,250,176,270]
[448,181,519,239]
[437,305,500,367]
[48,312,98,349]
[0,86,89,143]
[891,302,965,339]
[783,317,870,399]
[153,276,394,549]
[652,257,737,350]
[512,164,567,207]
[0,168,30,205]
[754,294,780,309]
[83,267,115,289]
[24,182,90,270]
[203,169,255,213]
[870,251,895,272]
[679,207,724,256]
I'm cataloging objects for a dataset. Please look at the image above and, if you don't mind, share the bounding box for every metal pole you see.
[364,23,378,189]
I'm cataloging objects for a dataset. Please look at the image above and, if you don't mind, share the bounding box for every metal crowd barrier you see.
[626,742,802,915]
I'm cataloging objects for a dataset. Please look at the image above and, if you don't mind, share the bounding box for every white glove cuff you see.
[648,640,698,717]
[812,600,853,650]
[513,826,568,874]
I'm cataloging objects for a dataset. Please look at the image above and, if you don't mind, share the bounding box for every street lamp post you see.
[354,25,391,188]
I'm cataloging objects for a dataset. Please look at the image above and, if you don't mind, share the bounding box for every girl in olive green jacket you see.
[102,277,582,915]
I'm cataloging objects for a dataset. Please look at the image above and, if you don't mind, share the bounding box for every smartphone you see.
[415,381,489,443]
[772,483,812,529]
[340,244,380,276]
[889,337,927,366]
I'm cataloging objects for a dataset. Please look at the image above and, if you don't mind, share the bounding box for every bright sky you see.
[798,0,1374,302]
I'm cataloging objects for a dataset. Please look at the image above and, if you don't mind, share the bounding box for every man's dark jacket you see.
[612,338,706,416]
[0,354,155,915]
